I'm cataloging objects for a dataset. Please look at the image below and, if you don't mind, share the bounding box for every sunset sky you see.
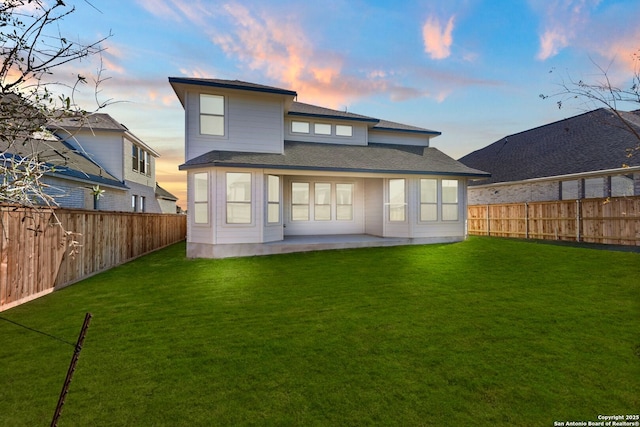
[51,0,640,208]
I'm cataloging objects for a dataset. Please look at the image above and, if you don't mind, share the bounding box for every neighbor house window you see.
[314,123,331,135]
[226,172,252,224]
[420,179,438,221]
[267,175,280,224]
[131,195,138,212]
[389,179,406,222]
[132,145,139,172]
[336,183,353,221]
[336,125,353,137]
[442,179,459,221]
[611,174,634,197]
[314,183,331,221]
[291,182,310,221]
[561,180,579,200]
[193,173,208,224]
[584,177,605,198]
[139,196,146,213]
[291,121,310,134]
[200,94,225,136]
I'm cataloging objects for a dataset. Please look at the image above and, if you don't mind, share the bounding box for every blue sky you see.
[51,0,640,207]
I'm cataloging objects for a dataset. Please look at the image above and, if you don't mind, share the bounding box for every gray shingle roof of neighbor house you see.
[0,136,127,189]
[458,108,640,186]
[155,182,178,201]
[179,141,490,177]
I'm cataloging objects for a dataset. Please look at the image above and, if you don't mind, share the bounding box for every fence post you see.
[486,204,490,236]
[525,202,529,240]
[576,199,581,242]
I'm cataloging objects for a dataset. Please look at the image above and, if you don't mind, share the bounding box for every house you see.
[459,108,640,205]
[170,78,488,258]
[47,113,179,213]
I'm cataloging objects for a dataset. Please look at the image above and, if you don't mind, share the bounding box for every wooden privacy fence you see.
[468,196,640,246]
[0,206,186,311]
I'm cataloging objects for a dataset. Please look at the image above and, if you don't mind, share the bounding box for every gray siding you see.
[368,129,431,146]
[185,89,285,160]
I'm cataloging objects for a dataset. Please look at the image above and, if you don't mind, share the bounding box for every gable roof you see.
[48,113,160,157]
[459,108,640,185]
[1,135,127,189]
[179,141,489,177]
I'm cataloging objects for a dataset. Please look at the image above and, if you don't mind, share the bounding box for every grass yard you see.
[1,237,639,426]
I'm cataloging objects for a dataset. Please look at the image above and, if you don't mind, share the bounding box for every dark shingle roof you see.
[155,182,178,201]
[1,136,126,188]
[180,141,488,177]
[169,77,297,97]
[459,108,640,185]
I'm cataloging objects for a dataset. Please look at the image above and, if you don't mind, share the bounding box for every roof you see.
[1,135,127,189]
[169,77,297,97]
[155,183,178,201]
[179,141,489,177]
[48,113,160,157]
[459,108,640,185]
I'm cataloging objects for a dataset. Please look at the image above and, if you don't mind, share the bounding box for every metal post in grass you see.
[51,312,92,427]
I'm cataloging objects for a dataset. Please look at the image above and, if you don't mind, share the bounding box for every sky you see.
[40,0,640,208]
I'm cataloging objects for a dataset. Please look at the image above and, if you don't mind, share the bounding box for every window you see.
[267,175,280,224]
[314,123,331,135]
[291,182,310,221]
[584,177,604,198]
[442,179,459,221]
[226,172,252,224]
[291,121,310,133]
[139,196,146,213]
[612,174,634,197]
[131,195,138,212]
[420,179,438,221]
[336,183,353,221]
[336,124,353,137]
[193,173,208,224]
[144,151,150,176]
[132,145,139,172]
[389,179,406,222]
[314,183,331,220]
[200,94,225,136]
[561,180,579,200]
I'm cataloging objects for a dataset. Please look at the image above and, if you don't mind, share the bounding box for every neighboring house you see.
[459,108,640,205]
[48,114,178,213]
[1,134,128,208]
[169,77,488,258]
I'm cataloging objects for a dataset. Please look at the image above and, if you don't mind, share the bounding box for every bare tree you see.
[1,0,112,208]
[540,50,640,160]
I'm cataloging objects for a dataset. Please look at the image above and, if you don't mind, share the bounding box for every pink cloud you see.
[422,15,455,60]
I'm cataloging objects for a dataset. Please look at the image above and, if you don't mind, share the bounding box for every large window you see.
[442,179,459,221]
[389,179,406,222]
[193,173,208,224]
[420,179,438,221]
[561,180,579,200]
[226,172,252,224]
[336,183,353,221]
[132,145,139,172]
[200,94,225,136]
[132,146,151,175]
[267,175,280,224]
[611,174,634,197]
[584,177,605,198]
[314,183,331,220]
[291,182,310,221]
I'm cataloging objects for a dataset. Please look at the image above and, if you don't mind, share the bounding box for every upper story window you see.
[336,125,353,137]
[314,123,331,135]
[291,121,310,134]
[200,94,225,136]
[132,145,151,176]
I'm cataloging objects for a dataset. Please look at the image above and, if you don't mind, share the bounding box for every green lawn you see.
[1,237,639,426]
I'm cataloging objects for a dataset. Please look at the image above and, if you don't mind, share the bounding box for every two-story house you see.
[170,78,488,258]
[49,113,178,213]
